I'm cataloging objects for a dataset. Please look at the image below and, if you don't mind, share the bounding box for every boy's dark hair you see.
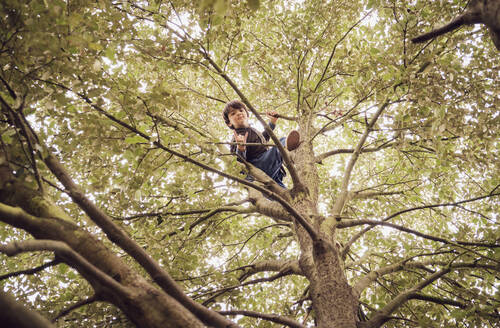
[223,100,249,129]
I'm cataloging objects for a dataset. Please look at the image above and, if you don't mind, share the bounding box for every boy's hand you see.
[267,110,279,124]
[234,131,248,152]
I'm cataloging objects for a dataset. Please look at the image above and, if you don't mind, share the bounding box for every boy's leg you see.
[249,138,286,187]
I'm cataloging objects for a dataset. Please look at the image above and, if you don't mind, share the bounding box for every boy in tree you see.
[223,100,300,188]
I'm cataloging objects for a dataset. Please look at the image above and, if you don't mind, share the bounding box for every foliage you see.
[0,0,498,327]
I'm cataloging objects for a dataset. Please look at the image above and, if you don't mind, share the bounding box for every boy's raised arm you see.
[263,111,278,141]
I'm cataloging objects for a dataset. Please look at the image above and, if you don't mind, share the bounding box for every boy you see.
[223,100,300,188]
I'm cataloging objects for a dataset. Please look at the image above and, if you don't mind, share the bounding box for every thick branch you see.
[409,293,466,308]
[0,290,54,328]
[237,259,302,282]
[365,268,451,327]
[0,239,130,297]
[323,98,391,233]
[353,260,430,296]
[41,155,239,328]
[411,13,476,44]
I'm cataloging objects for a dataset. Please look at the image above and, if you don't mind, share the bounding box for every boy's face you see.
[227,108,249,129]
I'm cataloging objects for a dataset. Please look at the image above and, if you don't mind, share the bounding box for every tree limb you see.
[0,239,130,297]
[237,259,302,282]
[338,218,499,249]
[409,293,466,308]
[363,267,452,327]
[0,290,55,328]
[40,154,239,328]
[322,97,392,233]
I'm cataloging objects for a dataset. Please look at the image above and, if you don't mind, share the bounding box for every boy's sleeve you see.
[235,148,247,160]
[262,122,276,141]
[230,139,247,160]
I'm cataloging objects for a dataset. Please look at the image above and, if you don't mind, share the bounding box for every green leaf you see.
[124,135,148,144]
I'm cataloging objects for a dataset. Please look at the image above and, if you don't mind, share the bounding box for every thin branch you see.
[339,217,499,247]
[200,269,295,306]
[52,295,98,322]
[0,258,61,281]
[167,206,255,237]
[341,192,499,259]
[354,258,498,296]
[409,293,466,308]
[341,98,390,194]
[219,310,306,328]
[315,142,395,163]
[314,10,373,92]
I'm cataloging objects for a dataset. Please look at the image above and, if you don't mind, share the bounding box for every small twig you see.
[52,295,98,322]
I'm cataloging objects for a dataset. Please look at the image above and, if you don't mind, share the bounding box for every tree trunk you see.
[290,120,359,327]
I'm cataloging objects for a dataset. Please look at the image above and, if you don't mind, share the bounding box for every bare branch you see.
[341,192,500,259]
[0,258,61,281]
[314,142,395,163]
[52,295,98,322]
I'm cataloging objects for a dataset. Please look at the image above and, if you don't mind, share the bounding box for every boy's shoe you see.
[285,130,300,151]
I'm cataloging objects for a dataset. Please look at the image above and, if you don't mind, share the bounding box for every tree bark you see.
[0,290,55,328]
[287,117,359,328]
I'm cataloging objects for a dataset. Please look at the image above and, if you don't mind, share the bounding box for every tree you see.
[0,0,498,327]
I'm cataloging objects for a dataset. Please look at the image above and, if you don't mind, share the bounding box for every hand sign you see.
[234,131,248,152]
